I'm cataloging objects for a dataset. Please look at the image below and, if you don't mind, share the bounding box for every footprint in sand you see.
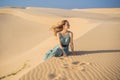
[71,61,80,65]
[59,57,64,60]
[48,73,66,80]
[54,74,67,80]
[62,61,91,72]
[48,73,56,79]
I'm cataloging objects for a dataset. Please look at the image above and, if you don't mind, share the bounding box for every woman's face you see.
[63,22,70,30]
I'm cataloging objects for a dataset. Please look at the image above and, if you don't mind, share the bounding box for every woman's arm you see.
[57,33,67,56]
[69,32,74,54]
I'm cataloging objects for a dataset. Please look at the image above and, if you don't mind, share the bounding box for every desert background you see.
[0,6,120,80]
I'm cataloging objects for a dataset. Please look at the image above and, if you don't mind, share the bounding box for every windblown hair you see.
[50,20,69,36]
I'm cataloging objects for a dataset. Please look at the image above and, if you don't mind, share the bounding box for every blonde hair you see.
[50,20,69,36]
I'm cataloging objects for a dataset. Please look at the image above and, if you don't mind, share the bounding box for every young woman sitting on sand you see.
[43,20,74,61]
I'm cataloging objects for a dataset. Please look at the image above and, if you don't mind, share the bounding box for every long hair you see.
[50,20,69,36]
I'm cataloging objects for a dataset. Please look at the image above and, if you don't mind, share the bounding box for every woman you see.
[42,20,74,61]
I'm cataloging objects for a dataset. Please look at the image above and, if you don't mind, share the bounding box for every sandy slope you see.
[19,23,120,80]
[0,7,120,80]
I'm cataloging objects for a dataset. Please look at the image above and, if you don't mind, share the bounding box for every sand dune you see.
[72,8,120,14]
[19,53,120,80]
[0,7,120,80]
[19,23,120,80]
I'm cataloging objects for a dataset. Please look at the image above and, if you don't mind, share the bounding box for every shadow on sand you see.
[69,49,120,56]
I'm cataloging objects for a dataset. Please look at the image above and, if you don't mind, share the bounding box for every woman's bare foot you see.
[63,53,67,57]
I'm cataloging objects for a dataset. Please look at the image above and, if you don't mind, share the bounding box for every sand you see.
[0,7,120,80]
